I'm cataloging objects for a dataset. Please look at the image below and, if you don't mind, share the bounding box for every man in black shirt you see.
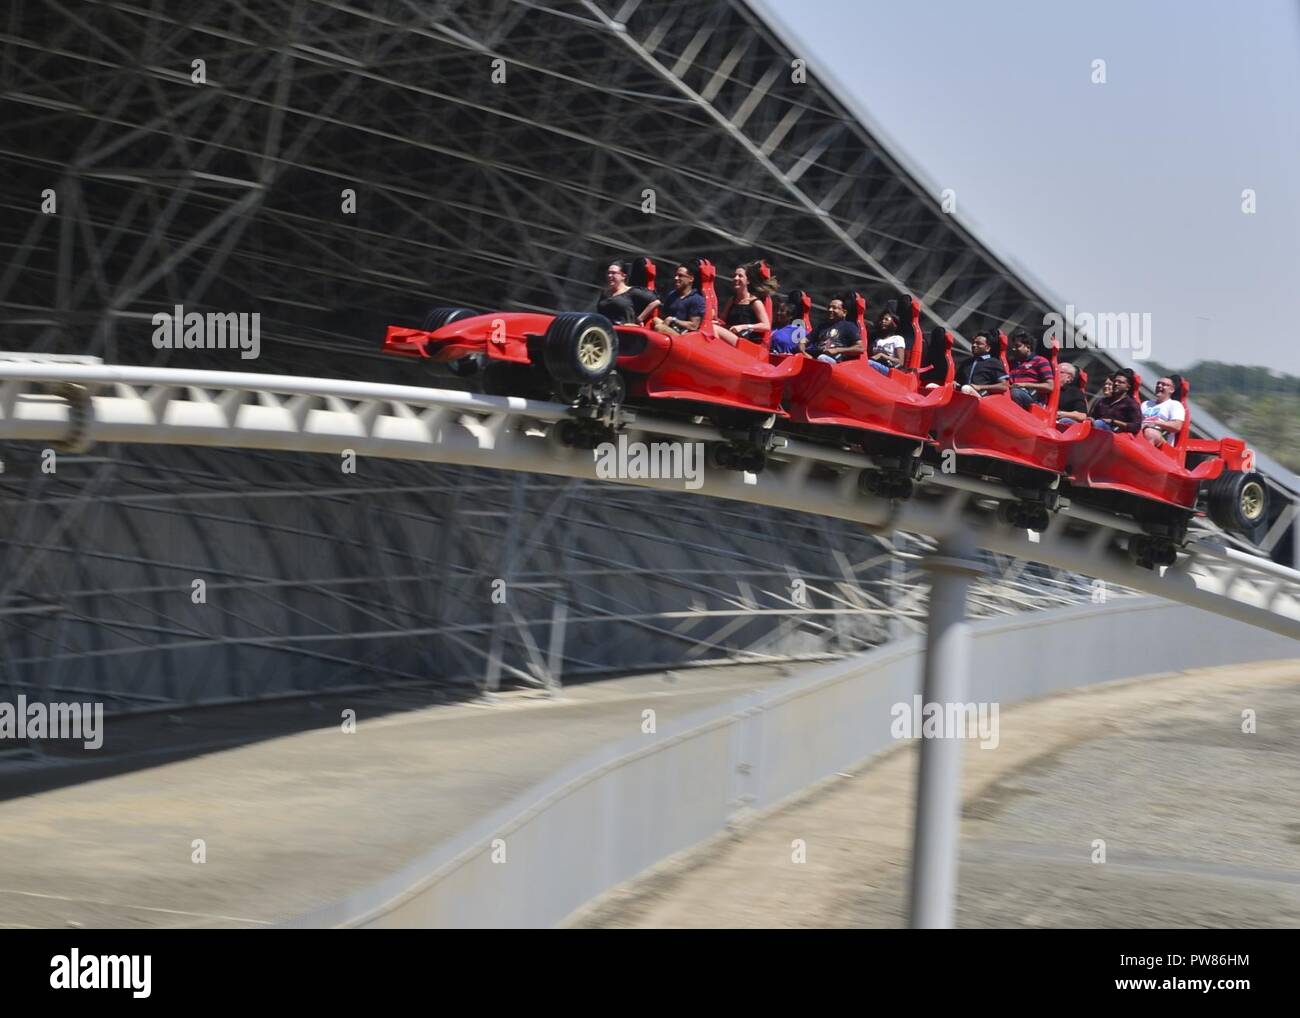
[955,332,1008,396]
[1055,362,1088,418]
[809,297,863,362]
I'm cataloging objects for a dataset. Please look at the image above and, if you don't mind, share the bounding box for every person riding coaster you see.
[382,257,804,468]
[713,260,778,348]
[768,290,813,359]
[929,329,1092,532]
[1065,372,1267,568]
[634,257,802,472]
[783,292,955,500]
[380,269,1267,543]
[597,258,659,325]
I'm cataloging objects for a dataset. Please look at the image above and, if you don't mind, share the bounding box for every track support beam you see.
[909,536,982,929]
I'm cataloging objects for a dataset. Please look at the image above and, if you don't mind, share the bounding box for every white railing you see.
[1,361,1298,639]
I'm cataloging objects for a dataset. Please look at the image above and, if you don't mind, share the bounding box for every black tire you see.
[709,444,736,471]
[888,476,914,501]
[1128,535,1177,570]
[1207,470,1268,534]
[422,306,476,332]
[543,312,618,384]
[556,420,581,447]
[1128,536,1156,570]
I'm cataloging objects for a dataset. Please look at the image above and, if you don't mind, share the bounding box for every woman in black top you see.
[714,260,779,347]
[596,261,658,325]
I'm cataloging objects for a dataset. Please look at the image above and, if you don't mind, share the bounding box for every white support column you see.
[909,536,982,929]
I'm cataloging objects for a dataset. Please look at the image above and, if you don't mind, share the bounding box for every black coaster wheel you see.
[422,306,476,332]
[554,419,605,450]
[1129,534,1178,570]
[997,500,1050,532]
[1207,470,1268,535]
[543,313,619,384]
[708,444,739,471]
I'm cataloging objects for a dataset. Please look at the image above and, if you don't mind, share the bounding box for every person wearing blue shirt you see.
[768,300,805,355]
[652,264,707,335]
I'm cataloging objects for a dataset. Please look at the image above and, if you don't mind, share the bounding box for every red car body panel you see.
[782,298,954,441]
[1069,429,1222,508]
[381,262,802,416]
[935,390,1091,473]
[1186,435,1253,472]
[383,311,549,365]
[1067,377,1224,510]
[931,332,1090,474]
[635,327,800,413]
[784,356,953,439]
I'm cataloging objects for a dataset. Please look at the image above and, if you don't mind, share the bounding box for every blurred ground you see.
[573,659,1300,928]
[0,664,791,928]
[3,658,1297,929]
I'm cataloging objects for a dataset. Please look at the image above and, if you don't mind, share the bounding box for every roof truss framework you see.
[0,0,1148,381]
[0,0,1288,705]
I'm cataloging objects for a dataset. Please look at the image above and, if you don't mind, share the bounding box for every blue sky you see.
[765,0,1300,373]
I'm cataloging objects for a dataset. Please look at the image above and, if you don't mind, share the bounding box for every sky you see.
[764,0,1300,374]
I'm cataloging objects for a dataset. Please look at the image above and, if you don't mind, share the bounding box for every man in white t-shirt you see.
[1140,376,1185,447]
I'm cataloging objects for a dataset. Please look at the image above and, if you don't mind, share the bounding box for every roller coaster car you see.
[380,258,803,471]
[929,332,1091,530]
[782,293,955,500]
[1065,377,1268,567]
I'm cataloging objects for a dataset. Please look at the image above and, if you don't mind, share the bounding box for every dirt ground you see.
[571,659,1300,928]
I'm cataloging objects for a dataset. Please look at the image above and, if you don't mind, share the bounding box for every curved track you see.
[1,360,1298,639]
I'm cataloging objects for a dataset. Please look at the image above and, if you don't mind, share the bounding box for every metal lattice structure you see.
[0,434,1115,709]
[1,0,1288,704]
[11,363,1300,703]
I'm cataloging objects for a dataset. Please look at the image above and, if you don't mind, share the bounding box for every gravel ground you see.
[572,659,1300,928]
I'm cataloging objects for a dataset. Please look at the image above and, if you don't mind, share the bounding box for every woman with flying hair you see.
[713,259,780,347]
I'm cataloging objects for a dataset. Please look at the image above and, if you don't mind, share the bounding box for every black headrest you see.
[888,292,916,322]
[922,326,952,380]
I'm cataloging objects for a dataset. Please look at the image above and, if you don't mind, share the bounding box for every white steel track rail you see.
[1,362,1298,640]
